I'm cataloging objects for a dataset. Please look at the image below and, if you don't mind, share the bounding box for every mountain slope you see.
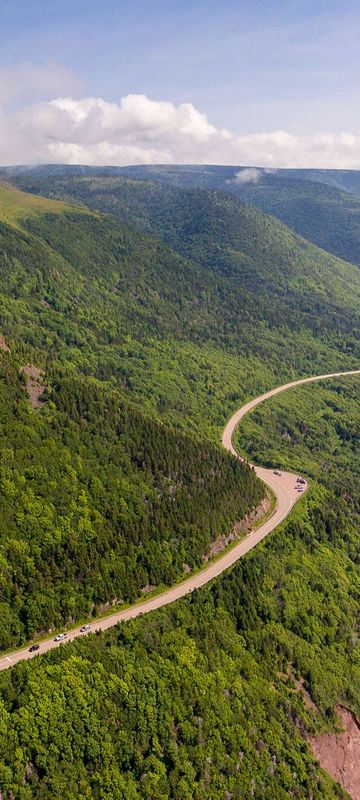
[0,184,271,646]
[0,353,263,647]
[1,178,360,413]
[17,164,360,267]
[10,174,360,337]
[112,165,360,266]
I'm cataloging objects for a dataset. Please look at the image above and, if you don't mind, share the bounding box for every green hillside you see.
[19,164,360,266]
[0,354,262,648]
[0,181,69,224]
[227,177,360,267]
[0,177,359,435]
[112,165,360,266]
[1,383,359,797]
[0,183,273,645]
[7,175,360,344]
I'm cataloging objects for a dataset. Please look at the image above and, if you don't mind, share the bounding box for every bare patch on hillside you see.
[310,706,360,800]
[204,494,271,561]
[22,365,45,409]
[0,336,10,352]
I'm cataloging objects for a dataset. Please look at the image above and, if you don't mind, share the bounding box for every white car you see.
[80,625,91,632]
[54,633,67,642]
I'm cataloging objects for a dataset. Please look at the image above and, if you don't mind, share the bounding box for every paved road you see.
[1,368,359,672]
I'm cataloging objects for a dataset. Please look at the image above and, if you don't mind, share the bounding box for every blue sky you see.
[1,0,360,166]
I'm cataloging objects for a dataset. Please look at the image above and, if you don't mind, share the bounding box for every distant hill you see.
[6,163,360,267]
[106,165,360,266]
[4,162,360,195]
[5,173,360,335]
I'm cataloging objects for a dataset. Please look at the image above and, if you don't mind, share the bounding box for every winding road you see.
[1,369,359,672]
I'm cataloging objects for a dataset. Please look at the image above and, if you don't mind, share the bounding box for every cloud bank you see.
[1,68,360,168]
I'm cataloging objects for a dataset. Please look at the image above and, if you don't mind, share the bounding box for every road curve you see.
[1,368,359,672]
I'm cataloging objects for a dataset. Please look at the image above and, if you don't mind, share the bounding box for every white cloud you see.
[232,167,263,184]
[1,77,360,168]
[231,167,278,184]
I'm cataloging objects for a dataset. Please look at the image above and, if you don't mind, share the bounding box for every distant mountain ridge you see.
[5,163,360,266]
[3,162,360,195]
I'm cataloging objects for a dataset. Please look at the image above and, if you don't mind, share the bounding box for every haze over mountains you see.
[0,166,359,799]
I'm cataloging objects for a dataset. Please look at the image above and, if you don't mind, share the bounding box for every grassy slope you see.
[0,180,69,223]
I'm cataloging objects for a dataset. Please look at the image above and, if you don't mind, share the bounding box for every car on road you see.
[273,470,282,476]
[80,625,91,632]
[54,633,67,642]
[29,644,40,652]
[297,477,306,484]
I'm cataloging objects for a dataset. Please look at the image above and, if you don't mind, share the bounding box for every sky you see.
[1,0,360,167]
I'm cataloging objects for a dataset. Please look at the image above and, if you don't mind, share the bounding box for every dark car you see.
[29,644,40,652]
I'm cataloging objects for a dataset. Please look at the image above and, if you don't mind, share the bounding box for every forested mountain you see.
[0,173,359,798]
[0,353,262,647]
[103,165,360,266]
[5,176,360,352]
[2,178,360,414]
[13,164,360,266]
[232,178,360,267]
[4,163,360,195]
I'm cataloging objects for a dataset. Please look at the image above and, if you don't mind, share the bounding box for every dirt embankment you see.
[204,494,272,561]
[310,706,360,800]
[22,365,45,409]
[0,336,10,352]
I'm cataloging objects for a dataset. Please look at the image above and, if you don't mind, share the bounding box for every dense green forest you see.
[236,377,360,487]
[9,166,360,268]
[230,178,360,268]
[0,175,359,798]
[21,161,360,268]
[0,351,263,648]
[1,179,360,442]
[0,419,359,796]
